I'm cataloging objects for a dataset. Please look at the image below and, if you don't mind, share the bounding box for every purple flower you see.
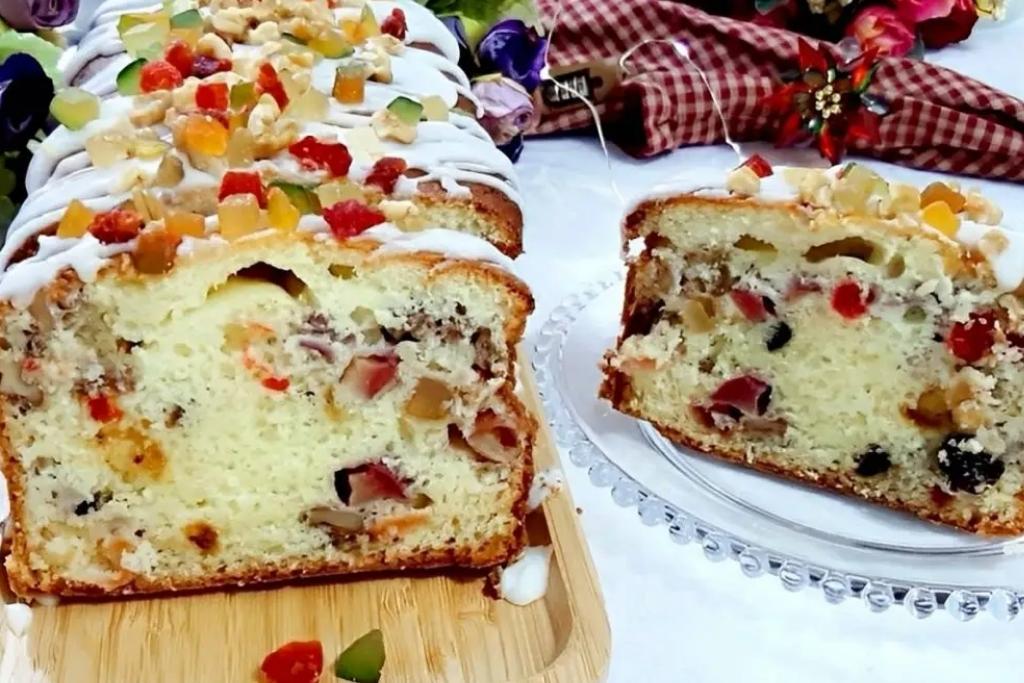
[473,76,536,162]
[0,0,78,30]
[476,19,547,93]
[440,15,478,76]
[0,53,53,151]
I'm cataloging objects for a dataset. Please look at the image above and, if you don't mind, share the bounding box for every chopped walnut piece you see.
[725,166,761,196]
[130,91,172,127]
[964,190,1004,225]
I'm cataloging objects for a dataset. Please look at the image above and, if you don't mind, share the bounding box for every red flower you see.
[846,6,917,57]
[913,0,979,48]
[897,0,957,23]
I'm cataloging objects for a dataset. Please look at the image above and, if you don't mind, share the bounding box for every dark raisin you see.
[936,432,1004,493]
[333,468,353,505]
[855,444,891,476]
[762,296,777,316]
[765,321,792,351]
[455,302,467,316]
[623,299,664,338]
[756,385,772,415]
[73,489,113,516]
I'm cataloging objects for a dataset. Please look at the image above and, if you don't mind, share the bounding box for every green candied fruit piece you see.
[121,21,170,59]
[169,8,201,28]
[117,11,168,35]
[49,87,101,131]
[269,181,321,215]
[115,58,147,96]
[334,629,385,683]
[386,96,423,126]
[229,82,257,109]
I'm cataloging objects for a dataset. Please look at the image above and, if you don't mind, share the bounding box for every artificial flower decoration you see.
[0,52,52,150]
[0,0,79,30]
[476,19,547,92]
[846,5,917,56]
[899,0,979,48]
[770,39,888,164]
[472,75,537,161]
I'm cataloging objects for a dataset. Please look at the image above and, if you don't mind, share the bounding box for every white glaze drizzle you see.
[0,603,48,683]
[627,165,1024,291]
[498,546,552,606]
[526,467,564,512]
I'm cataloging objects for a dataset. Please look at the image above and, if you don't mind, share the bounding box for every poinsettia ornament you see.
[769,39,889,164]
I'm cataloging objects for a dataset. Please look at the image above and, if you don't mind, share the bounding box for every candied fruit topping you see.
[832,164,887,215]
[381,8,408,39]
[332,63,366,104]
[260,640,323,683]
[192,54,232,78]
[58,199,95,238]
[266,187,300,231]
[365,156,408,195]
[740,154,773,178]
[217,194,262,240]
[132,229,182,274]
[921,182,966,213]
[936,432,1004,493]
[921,200,960,238]
[196,82,228,111]
[139,60,184,93]
[946,311,996,364]
[830,279,873,319]
[288,136,352,177]
[710,375,772,415]
[342,462,407,505]
[182,114,229,156]
[87,393,123,423]
[89,209,144,244]
[308,29,353,58]
[729,288,773,323]
[230,81,256,109]
[323,200,385,239]
[421,94,448,121]
[164,40,194,78]
[257,62,289,109]
[218,170,266,207]
[50,87,101,131]
[165,210,205,237]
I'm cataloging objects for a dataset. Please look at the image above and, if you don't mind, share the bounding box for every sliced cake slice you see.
[602,161,1024,535]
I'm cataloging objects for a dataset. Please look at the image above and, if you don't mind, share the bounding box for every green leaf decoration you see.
[334,629,385,683]
[0,30,62,82]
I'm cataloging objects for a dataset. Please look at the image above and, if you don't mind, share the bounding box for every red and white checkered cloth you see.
[533,0,1024,182]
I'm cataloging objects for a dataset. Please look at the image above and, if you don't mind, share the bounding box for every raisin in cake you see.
[601,159,1024,535]
[0,0,537,597]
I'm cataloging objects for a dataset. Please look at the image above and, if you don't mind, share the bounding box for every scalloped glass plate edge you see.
[532,270,1024,622]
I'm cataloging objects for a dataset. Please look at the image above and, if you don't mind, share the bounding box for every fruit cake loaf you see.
[17,0,522,262]
[0,220,535,597]
[601,159,1024,535]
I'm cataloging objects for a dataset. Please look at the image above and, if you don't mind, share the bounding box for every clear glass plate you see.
[533,270,1024,621]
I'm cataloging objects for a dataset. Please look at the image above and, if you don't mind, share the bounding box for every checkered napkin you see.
[533,0,1024,182]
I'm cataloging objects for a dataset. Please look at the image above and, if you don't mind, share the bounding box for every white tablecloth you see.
[513,10,1024,681]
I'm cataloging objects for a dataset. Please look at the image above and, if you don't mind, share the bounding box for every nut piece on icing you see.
[371,109,416,144]
[964,190,1004,225]
[725,166,761,197]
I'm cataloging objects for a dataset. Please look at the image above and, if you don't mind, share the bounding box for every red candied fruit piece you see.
[729,288,772,323]
[139,60,183,93]
[348,462,407,505]
[342,354,399,399]
[192,54,232,78]
[710,375,771,415]
[741,154,773,178]
[261,376,290,392]
[87,393,123,423]
[88,209,144,244]
[196,82,229,111]
[260,640,323,683]
[365,157,408,195]
[164,40,194,78]
[257,62,289,109]
[380,8,408,40]
[218,170,267,207]
[323,200,385,239]
[288,136,352,177]
[947,311,997,364]
[830,278,874,319]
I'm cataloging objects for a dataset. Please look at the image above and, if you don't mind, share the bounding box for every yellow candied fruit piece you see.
[169,25,202,48]
[85,133,131,167]
[921,200,960,237]
[920,182,966,213]
[57,199,95,238]
[266,187,300,232]
[359,5,380,38]
[332,64,366,104]
[165,210,206,238]
[182,115,229,157]
[133,137,169,160]
[315,179,363,207]
[217,194,262,240]
[308,29,352,59]
[404,378,452,420]
[421,95,448,122]
[226,127,256,167]
[288,87,328,121]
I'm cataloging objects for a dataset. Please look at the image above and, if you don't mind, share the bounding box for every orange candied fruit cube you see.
[266,187,300,231]
[131,229,182,275]
[921,200,960,238]
[920,182,966,213]
[57,199,95,238]
[181,114,229,156]
[164,210,206,238]
[332,64,366,104]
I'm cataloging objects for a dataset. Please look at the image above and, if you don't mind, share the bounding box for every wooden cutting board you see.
[1,362,610,683]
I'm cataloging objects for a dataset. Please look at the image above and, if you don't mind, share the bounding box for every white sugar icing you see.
[628,165,1024,292]
[0,603,48,683]
[526,467,564,512]
[498,546,552,606]
[362,224,516,271]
